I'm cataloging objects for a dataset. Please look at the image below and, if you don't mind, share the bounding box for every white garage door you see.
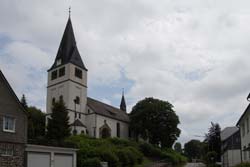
[54,154,73,167]
[27,152,50,167]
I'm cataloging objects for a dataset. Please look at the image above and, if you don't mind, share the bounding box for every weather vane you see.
[69,6,71,17]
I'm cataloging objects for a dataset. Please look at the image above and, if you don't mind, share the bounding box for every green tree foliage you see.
[27,106,46,140]
[129,97,181,148]
[206,122,221,162]
[20,94,28,110]
[46,100,71,142]
[20,94,46,140]
[184,139,204,160]
[174,142,182,154]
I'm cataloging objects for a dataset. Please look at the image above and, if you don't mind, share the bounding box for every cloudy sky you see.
[1,0,250,144]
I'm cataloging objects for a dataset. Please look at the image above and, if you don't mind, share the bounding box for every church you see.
[45,16,130,139]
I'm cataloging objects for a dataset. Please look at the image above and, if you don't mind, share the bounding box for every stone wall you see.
[0,142,25,167]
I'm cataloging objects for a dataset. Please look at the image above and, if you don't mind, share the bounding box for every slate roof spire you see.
[49,14,87,71]
[120,89,127,112]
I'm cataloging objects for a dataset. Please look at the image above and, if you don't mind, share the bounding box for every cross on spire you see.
[69,6,71,17]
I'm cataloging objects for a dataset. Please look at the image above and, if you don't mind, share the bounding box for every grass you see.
[134,157,153,167]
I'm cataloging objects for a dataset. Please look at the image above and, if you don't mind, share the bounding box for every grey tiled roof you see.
[49,17,87,71]
[220,126,239,141]
[87,97,129,123]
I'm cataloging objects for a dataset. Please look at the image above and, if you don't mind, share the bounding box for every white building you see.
[237,98,250,162]
[46,16,129,139]
[221,127,241,167]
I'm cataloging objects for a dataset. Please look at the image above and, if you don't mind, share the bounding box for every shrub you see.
[116,149,130,167]
[81,158,101,167]
[234,162,250,167]
[139,142,162,157]
[124,148,137,166]
[99,150,120,167]
[126,147,143,164]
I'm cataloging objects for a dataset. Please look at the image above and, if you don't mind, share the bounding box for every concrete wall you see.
[222,149,241,167]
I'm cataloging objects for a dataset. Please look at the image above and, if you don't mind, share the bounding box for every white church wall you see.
[95,114,129,139]
[85,107,97,137]
[68,64,87,87]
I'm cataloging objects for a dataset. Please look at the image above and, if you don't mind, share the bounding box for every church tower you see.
[46,16,88,125]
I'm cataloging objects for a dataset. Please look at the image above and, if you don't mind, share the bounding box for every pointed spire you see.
[120,89,127,112]
[49,15,87,71]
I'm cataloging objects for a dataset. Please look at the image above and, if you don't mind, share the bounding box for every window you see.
[242,123,245,137]
[88,109,91,114]
[79,113,81,119]
[59,95,63,102]
[3,116,15,133]
[75,112,77,118]
[117,123,120,138]
[75,96,80,104]
[51,70,58,80]
[56,59,62,66]
[75,68,82,79]
[59,67,65,77]
[0,144,14,156]
[247,117,249,133]
[52,98,56,104]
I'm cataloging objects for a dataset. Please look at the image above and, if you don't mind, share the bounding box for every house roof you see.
[236,103,250,126]
[49,17,87,71]
[0,70,27,115]
[87,97,129,123]
[220,126,239,141]
[70,119,86,127]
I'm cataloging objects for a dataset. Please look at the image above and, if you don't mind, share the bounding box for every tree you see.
[174,142,182,154]
[46,99,71,142]
[20,94,28,110]
[129,97,181,148]
[184,140,203,160]
[20,95,46,140]
[27,106,46,140]
[205,122,221,162]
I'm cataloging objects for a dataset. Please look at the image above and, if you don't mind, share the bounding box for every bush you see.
[99,150,120,167]
[126,147,143,164]
[81,158,101,167]
[139,142,162,157]
[116,149,130,167]
[234,162,250,167]
[124,148,137,166]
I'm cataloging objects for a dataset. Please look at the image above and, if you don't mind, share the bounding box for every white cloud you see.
[1,0,250,144]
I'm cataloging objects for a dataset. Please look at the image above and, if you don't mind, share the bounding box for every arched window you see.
[59,95,63,102]
[52,98,55,104]
[117,123,120,138]
[75,96,80,104]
